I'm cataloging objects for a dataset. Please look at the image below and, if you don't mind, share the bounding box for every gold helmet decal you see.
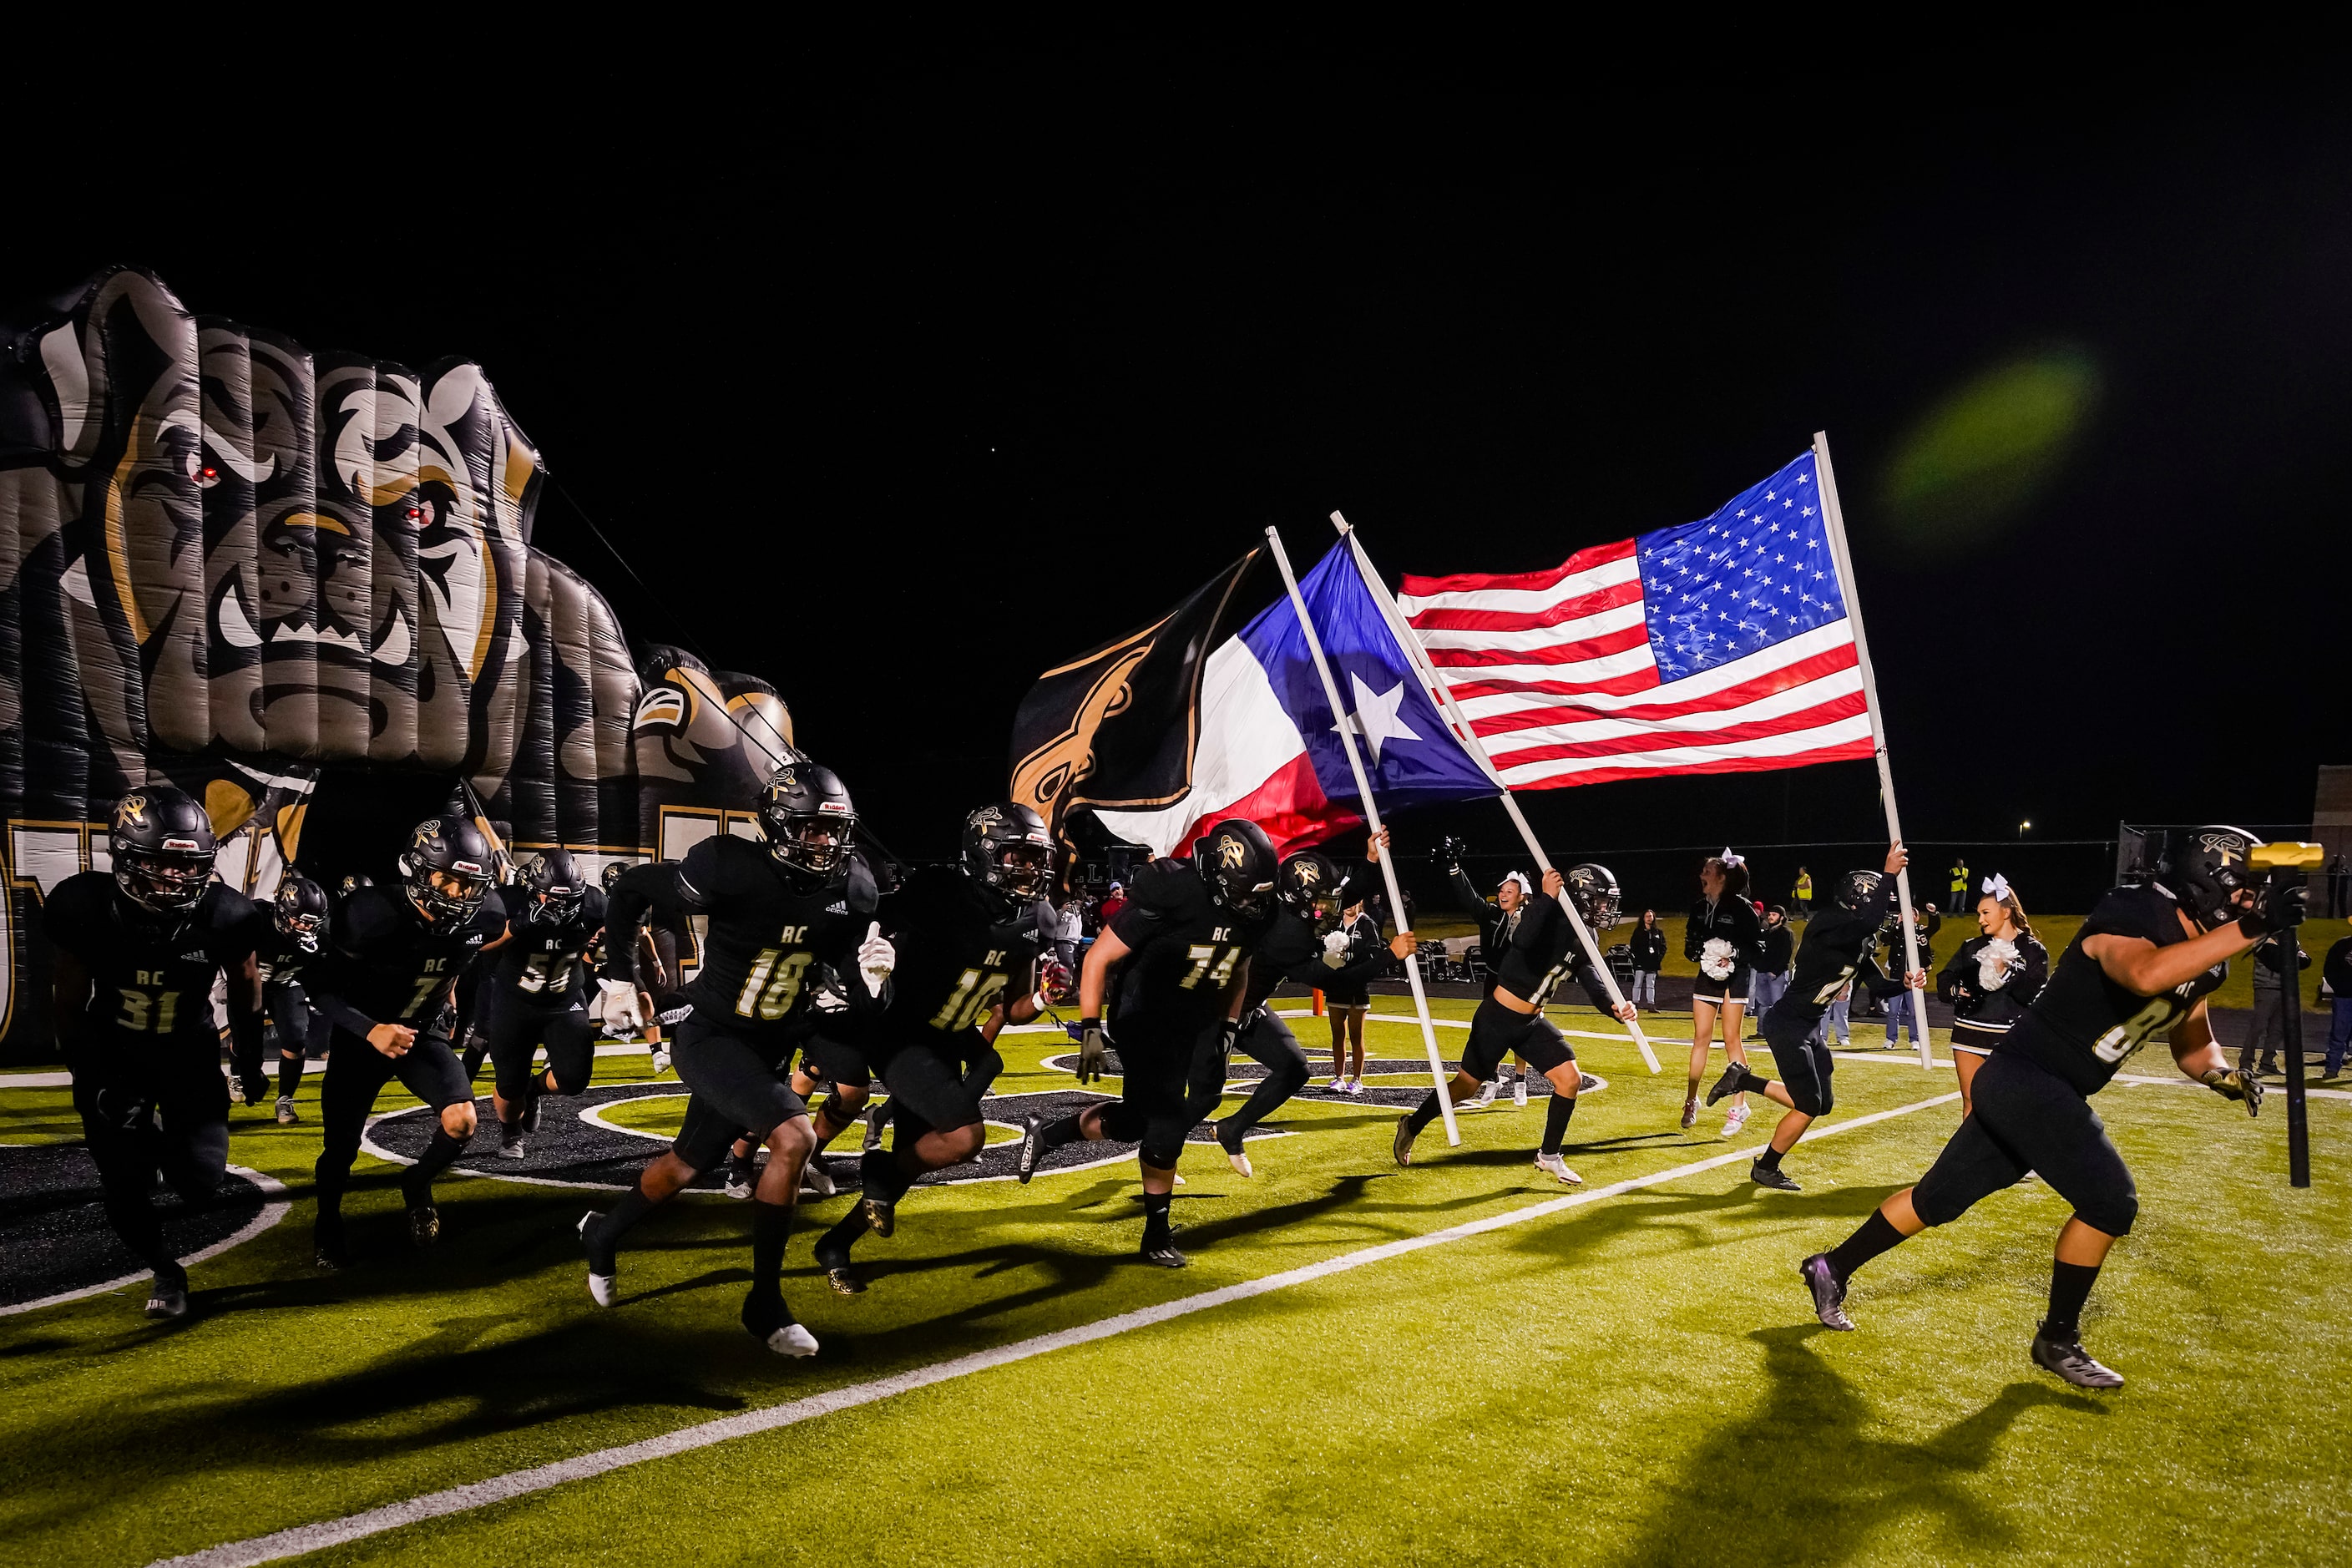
[1294,859,1322,887]
[1219,832,1247,869]
[116,792,148,827]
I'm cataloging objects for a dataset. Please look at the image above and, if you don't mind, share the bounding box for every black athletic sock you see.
[598,1181,661,1243]
[1756,1146,1785,1172]
[1824,1209,1908,1283]
[313,1157,347,1223]
[750,1199,792,1298]
[817,1204,872,1260]
[460,1044,486,1080]
[1540,1092,1577,1155]
[726,1149,757,1187]
[2043,1259,2102,1341]
[1037,1113,1085,1151]
[860,1151,892,1203]
[404,1129,467,1204]
[1141,1190,1174,1248]
[1406,1090,1447,1136]
[277,1055,304,1100]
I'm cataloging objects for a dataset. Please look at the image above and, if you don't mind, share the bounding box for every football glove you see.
[2237,881,2307,940]
[1039,956,1077,1006]
[2200,1067,2265,1117]
[856,921,896,998]
[1073,1018,1110,1084]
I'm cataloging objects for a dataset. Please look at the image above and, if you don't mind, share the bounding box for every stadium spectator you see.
[1948,856,1970,913]
[2331,854,2348,919]
[1753,906,1794,1016]
[1100,881,1127,925]
[1055,897,1083,972]
[1793,867,1813,920]
[1629,909,1667,1009]
[2239,937,2309,1077]
[2325,933,2352,1078]
[1883,908,1930,1051]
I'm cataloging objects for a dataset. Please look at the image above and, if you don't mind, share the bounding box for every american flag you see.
[1396,451,1874,789]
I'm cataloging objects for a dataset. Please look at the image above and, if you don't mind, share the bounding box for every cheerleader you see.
[1936,873,2050,1116]
[1683,851,1765,1134]
[1323,893,1381,1093]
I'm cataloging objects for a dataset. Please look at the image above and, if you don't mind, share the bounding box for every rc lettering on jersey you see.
[1213,926,1231,942]
[778,924,809,943]
[985,948,1007,966]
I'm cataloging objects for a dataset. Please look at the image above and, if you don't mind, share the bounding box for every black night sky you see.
[8,48,2348,882]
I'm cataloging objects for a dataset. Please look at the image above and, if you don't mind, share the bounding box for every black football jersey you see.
[43,873,257,1043]
[1937,930,2051,1032]
[1242,908,1391,1013]
[311,886,509,1031]
[870,864,1044,1047]
[1766,887,1904,1031]
[1107,859,1267,1038]
[1999,884,2227,1094]
[606,834,872,1036]
[251,920,323,993]
[490,887,606,1012]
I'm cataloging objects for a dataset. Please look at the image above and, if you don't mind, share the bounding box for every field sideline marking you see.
[149,1090,1959,1568]
[2,1166,291,1318]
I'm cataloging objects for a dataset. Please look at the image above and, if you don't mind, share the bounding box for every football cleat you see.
[521,1094,542,1134]
[497,1122,529,1160]
[800,1161,837,1198]
[1461,1081,1498,1110]
[276,1095,300,1125]
[1722,1103,1753,1138]
[1534,1152,1581,1185]
[1139,1241,1189,1269]
[1217,1120,1254,1178]
[725,1152,756,1201]
[1799,1253,1854,1331]
[1016,1117,1047,1185]
[813,1239,865,1296]
[862,1103,889,1155]
[144,1267,190,1320]
[1680,1097,1699,1130]
[1705,1063,1755,1106]
[579,1212,618,1307]
[1750,1160,1800,1191]
[741,1292,819,1357]
[314,1215,352,1272]
[2031,1326,2124,1389]
[1392,1113,1417,1167]
[406,1205,441,1248]
[862,1194,896,1238]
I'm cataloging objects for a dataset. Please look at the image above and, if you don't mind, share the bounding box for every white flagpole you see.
[1262,526,1460,1145]
[1333,513,1662,1075]
[1810,432,1931,1068]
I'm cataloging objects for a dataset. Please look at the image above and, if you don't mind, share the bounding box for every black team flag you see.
[1009,550,1261,857]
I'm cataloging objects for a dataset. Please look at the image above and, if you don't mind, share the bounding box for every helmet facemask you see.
[115,842,215,916]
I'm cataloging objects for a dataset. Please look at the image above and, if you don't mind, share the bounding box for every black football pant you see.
[1181,1006,1310,1136]
[70,1039,230,1273]
[1095,1022,1200,1169]
[670,1013,809,1168]
[314,1028,473,1218]
[1460,997,1575,1080]
[1911,1051,2138,1237]
[1759,1011,1835,1116]
[488,1002,599,1103]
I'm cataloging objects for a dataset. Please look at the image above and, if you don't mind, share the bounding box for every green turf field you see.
[3,1000,2346,1567]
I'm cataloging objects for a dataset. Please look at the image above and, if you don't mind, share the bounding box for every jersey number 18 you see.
[737,948,814,1021]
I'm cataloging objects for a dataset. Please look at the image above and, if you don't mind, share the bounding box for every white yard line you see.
[149,1091,1959,1568]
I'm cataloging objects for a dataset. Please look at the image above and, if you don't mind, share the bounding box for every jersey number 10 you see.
[930,968,1009,1031]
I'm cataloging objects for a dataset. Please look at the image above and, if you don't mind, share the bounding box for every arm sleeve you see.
[1571,955,1616,1011]
[1935,942,1970,1001]
[306,948,382,1039]
[2013,936,2051,1000]
[1855,949,1909,1001]
[1449,867,1491,920]
[600,861,705,983]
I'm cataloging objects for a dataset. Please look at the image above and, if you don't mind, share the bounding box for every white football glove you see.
[1976,937,2020,992]
[1700,937,1737,982]
[597,978,644,1033]
[857,921,896,997]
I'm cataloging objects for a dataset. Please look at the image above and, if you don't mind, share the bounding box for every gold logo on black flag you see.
[1009,640,1156,818]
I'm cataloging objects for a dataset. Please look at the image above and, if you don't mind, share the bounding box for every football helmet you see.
[522,849,588,926]
[601,860,628,894]
[272,873,331,953]
[110,787,216,915]
[756,761,857,878]
[962,802,1055,903]
[1564,862,1621,929]
[2160,825,2263,932]
[397,816,495,922]
[1195,819,1277,917]
[1834,869,1884,913]
[1276,849,1350,931]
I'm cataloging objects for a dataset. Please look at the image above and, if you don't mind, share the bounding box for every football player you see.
[477,851,606,1157]
[1396,858,1636,1183]
[1798,827,2294,1388]
[43,787,266,1318]
[809,802,1060,1293]
[250,873,332,1125]
[307,817,510,1265]
[1703,846,1925,1191]
[1014,818,1277,1267]
[1684,852,1765,1136]
[1181,833,1416,1176]
[578,760,893,1357]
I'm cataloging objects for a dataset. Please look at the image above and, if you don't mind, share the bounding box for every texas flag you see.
[1095,544,1498,857]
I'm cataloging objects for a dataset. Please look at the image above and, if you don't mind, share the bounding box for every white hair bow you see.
[1718,848,1746,869]
[1981,873,2012,902]
[1503,871,1534,895]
